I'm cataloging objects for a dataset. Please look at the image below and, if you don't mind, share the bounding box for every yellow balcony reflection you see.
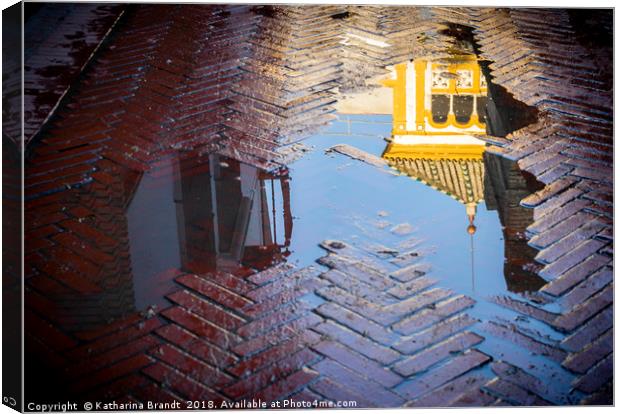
[381,55,489,236]
[381,55,488,136]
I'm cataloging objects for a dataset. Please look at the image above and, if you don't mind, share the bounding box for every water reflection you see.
[381,56,487,136]
[484,153,547,293]
[39,153,293,332]
[379,54,545,293]
[127,154,292,310]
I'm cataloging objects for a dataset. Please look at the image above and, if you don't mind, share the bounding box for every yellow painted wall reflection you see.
[381,55,487,136]
[382,56,488,235]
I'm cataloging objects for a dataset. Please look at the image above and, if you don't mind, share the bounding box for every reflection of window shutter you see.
[454,95,474,124]
[431,95,450,123]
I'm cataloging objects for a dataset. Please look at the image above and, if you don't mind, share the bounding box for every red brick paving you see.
[20,4,612,409]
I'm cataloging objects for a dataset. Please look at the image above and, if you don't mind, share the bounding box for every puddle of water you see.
[286,120,544,300]
[118,51,545,311]
[288,49,545,300]
[126,153,292,310]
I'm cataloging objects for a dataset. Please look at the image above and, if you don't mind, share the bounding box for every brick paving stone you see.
[483,378,551,406]
[571,167,612,183]
[394,350,491,400]
[535,221,605,264]
[393,295,476,336]
[526,198,592,235]
[539,239,606,280]
[35,259,102,294]
[394,313,478,355]
[175,274,253,311]
[582,188,613,205]
[518,140,569,170]
[553,284,613,332]
[537,163,573,184]
[387,276,438,299]
[520,176,577,208]
[489,361,563,404]
[166,290,246,330]
[149,343,234,387]
[318,254,395,290]
[532,187,583,221]
[596,226,613,241]
[52,232,114,264]
[450,385,500,407]
[21,4,614,407]
[309,377,376,408]
[252,367,319,402]
[142,362,222,401]
[70,353,154,395]
[390,262,432,282]
[529,211,600,249]
[245,266,322,301]
[541,254,610,296]
[316,285,400,325]
[578,382,613,405]
[242,278,327,317]
[70,317,163,360]
[572,354,613,394]
[246,262,299,286]
[154,324,238,368]
[315,302,399,346]
[560,306,612,353]
[481,321,566,363]
[236,300,315,339]
[559,267,612,310]
[160,307,238,348]
[562,329,612,374]
[320,269,397,305]
[194,271,255,295]
[312,340,403,387]
[222,349,321,400]
[312,358,405,407]
[289,388,323,404]
[383,287,454,316]
[491,296,558,325]
[527,153,569,178]
[231,313,323,357]
[393,332,484,376]
[410,374,490,407]
[227,331,321,377]
[66,335,160,379]
[312,320,401,365]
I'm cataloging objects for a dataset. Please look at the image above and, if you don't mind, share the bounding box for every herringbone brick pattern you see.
[43,237,499,407]
[468,8,613,404]
[23,3,124,143]
[21,4,612,408]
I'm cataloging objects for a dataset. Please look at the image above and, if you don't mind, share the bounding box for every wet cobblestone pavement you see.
[7,3,612,408]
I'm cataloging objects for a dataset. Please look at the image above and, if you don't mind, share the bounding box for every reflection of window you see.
[431,95,450,123]
[454,95,474,123]
[476,96,488,124]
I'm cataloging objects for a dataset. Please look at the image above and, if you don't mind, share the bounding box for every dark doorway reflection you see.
[483,152,546,293]
[127,153,293,311]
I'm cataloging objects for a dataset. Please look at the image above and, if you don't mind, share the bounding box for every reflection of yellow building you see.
[382,56,488,234]
[381,55,487,137]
